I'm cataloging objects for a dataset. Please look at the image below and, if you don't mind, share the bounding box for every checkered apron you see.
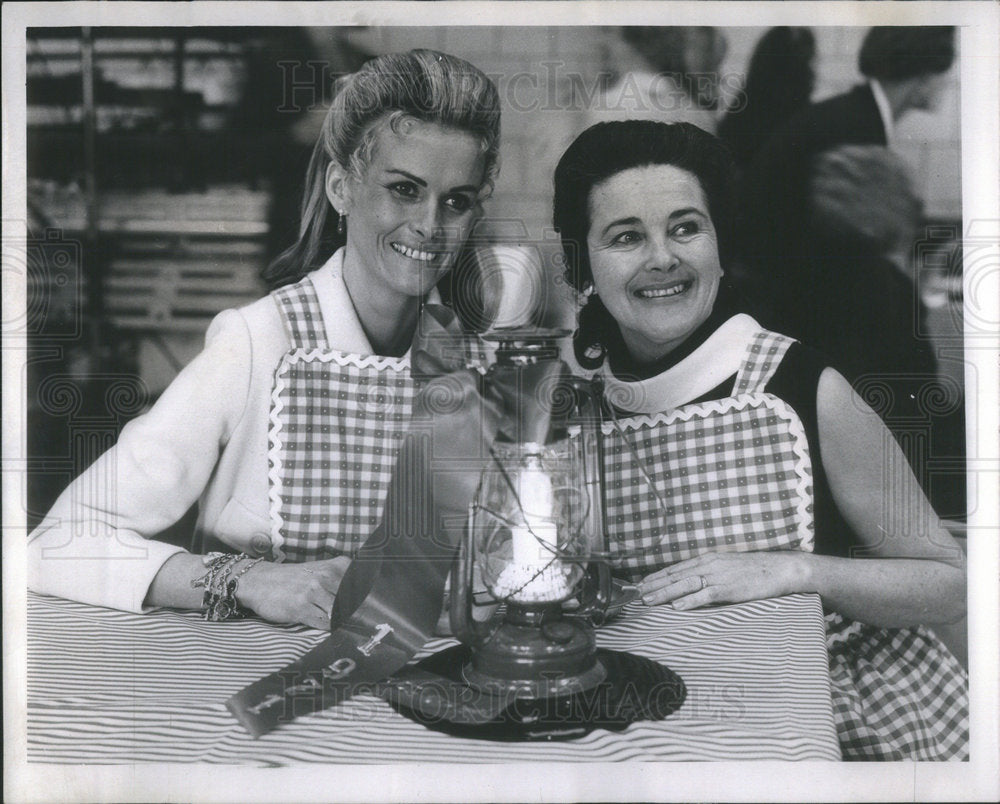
[267,277,415,563]
[603,327,968,760]
[603,330,812,578]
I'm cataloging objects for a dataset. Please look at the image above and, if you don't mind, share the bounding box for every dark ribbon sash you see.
[227,305,555,737]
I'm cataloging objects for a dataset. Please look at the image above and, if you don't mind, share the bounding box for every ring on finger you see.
[698,574,707,591]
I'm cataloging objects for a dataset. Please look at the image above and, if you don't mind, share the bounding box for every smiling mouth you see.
[635,281,691,299]
[391,242,438,262]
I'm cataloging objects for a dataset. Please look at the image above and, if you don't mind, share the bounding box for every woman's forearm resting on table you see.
[144,552,217,610]
[640,549,965,628]
[27,308,256,612]
[145,552,351,631]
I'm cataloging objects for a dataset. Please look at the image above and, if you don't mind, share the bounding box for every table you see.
[26,591,840,763]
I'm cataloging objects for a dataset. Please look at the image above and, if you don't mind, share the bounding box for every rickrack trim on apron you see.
[599,327,968,760]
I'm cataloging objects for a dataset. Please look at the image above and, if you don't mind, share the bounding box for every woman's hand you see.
[638,550,809,610]
[237,557,352,631]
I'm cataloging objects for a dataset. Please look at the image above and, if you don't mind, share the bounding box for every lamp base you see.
[381,645,685,742]
[462,606,606,699]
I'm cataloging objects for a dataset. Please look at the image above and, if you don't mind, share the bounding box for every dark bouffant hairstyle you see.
[552,121,736,367]
[744,26,816,112]
[554,120,736,293]
[858,27,955,81]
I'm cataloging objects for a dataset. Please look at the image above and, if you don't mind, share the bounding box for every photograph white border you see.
[3,2,998,802]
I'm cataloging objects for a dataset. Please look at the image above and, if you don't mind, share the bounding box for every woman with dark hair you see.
[553,120,967,760]
[717,26,816,170]
[28,50,501,630]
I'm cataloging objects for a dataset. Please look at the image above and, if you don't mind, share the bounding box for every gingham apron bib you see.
[267,277,415,563]
[602,330,813,579]
[603,327,968,761]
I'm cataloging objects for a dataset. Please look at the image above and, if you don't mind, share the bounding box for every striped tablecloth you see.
[26,591,840,763]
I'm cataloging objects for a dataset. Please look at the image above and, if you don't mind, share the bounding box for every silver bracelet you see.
[195,553,264,621]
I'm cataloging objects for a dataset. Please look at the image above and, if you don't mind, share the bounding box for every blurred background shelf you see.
[26,27,275,343]
[25,27,288,535]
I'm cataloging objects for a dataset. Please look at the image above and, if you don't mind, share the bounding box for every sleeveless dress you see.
[267,276,416,562]
[600,318,969,761]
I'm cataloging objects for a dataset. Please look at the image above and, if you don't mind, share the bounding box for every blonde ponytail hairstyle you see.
[265,49,501,288]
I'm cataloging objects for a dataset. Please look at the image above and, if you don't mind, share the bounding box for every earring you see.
[336,211,347,237]
[582,281,597,299]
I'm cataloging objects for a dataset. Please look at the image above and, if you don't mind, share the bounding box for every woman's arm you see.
[27,309,252,612]
[640,368,966,627]
[28,305,358,630]
[146,552,351,631]
[808,367,965,622]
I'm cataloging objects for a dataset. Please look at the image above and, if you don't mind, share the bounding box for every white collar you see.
[309,248,441,358]
[868,79,895,146]
[599,314,763,415]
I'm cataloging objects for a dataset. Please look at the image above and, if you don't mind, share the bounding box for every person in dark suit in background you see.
[732,26,955,335]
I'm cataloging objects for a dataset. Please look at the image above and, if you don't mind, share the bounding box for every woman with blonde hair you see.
[28,50,501,631]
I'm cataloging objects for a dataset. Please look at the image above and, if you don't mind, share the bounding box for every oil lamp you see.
[385,325,684,740]
[229,248,681,739]
[448,327,610,699]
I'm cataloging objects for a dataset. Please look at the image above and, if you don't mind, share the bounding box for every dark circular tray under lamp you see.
[382,645,685,742]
